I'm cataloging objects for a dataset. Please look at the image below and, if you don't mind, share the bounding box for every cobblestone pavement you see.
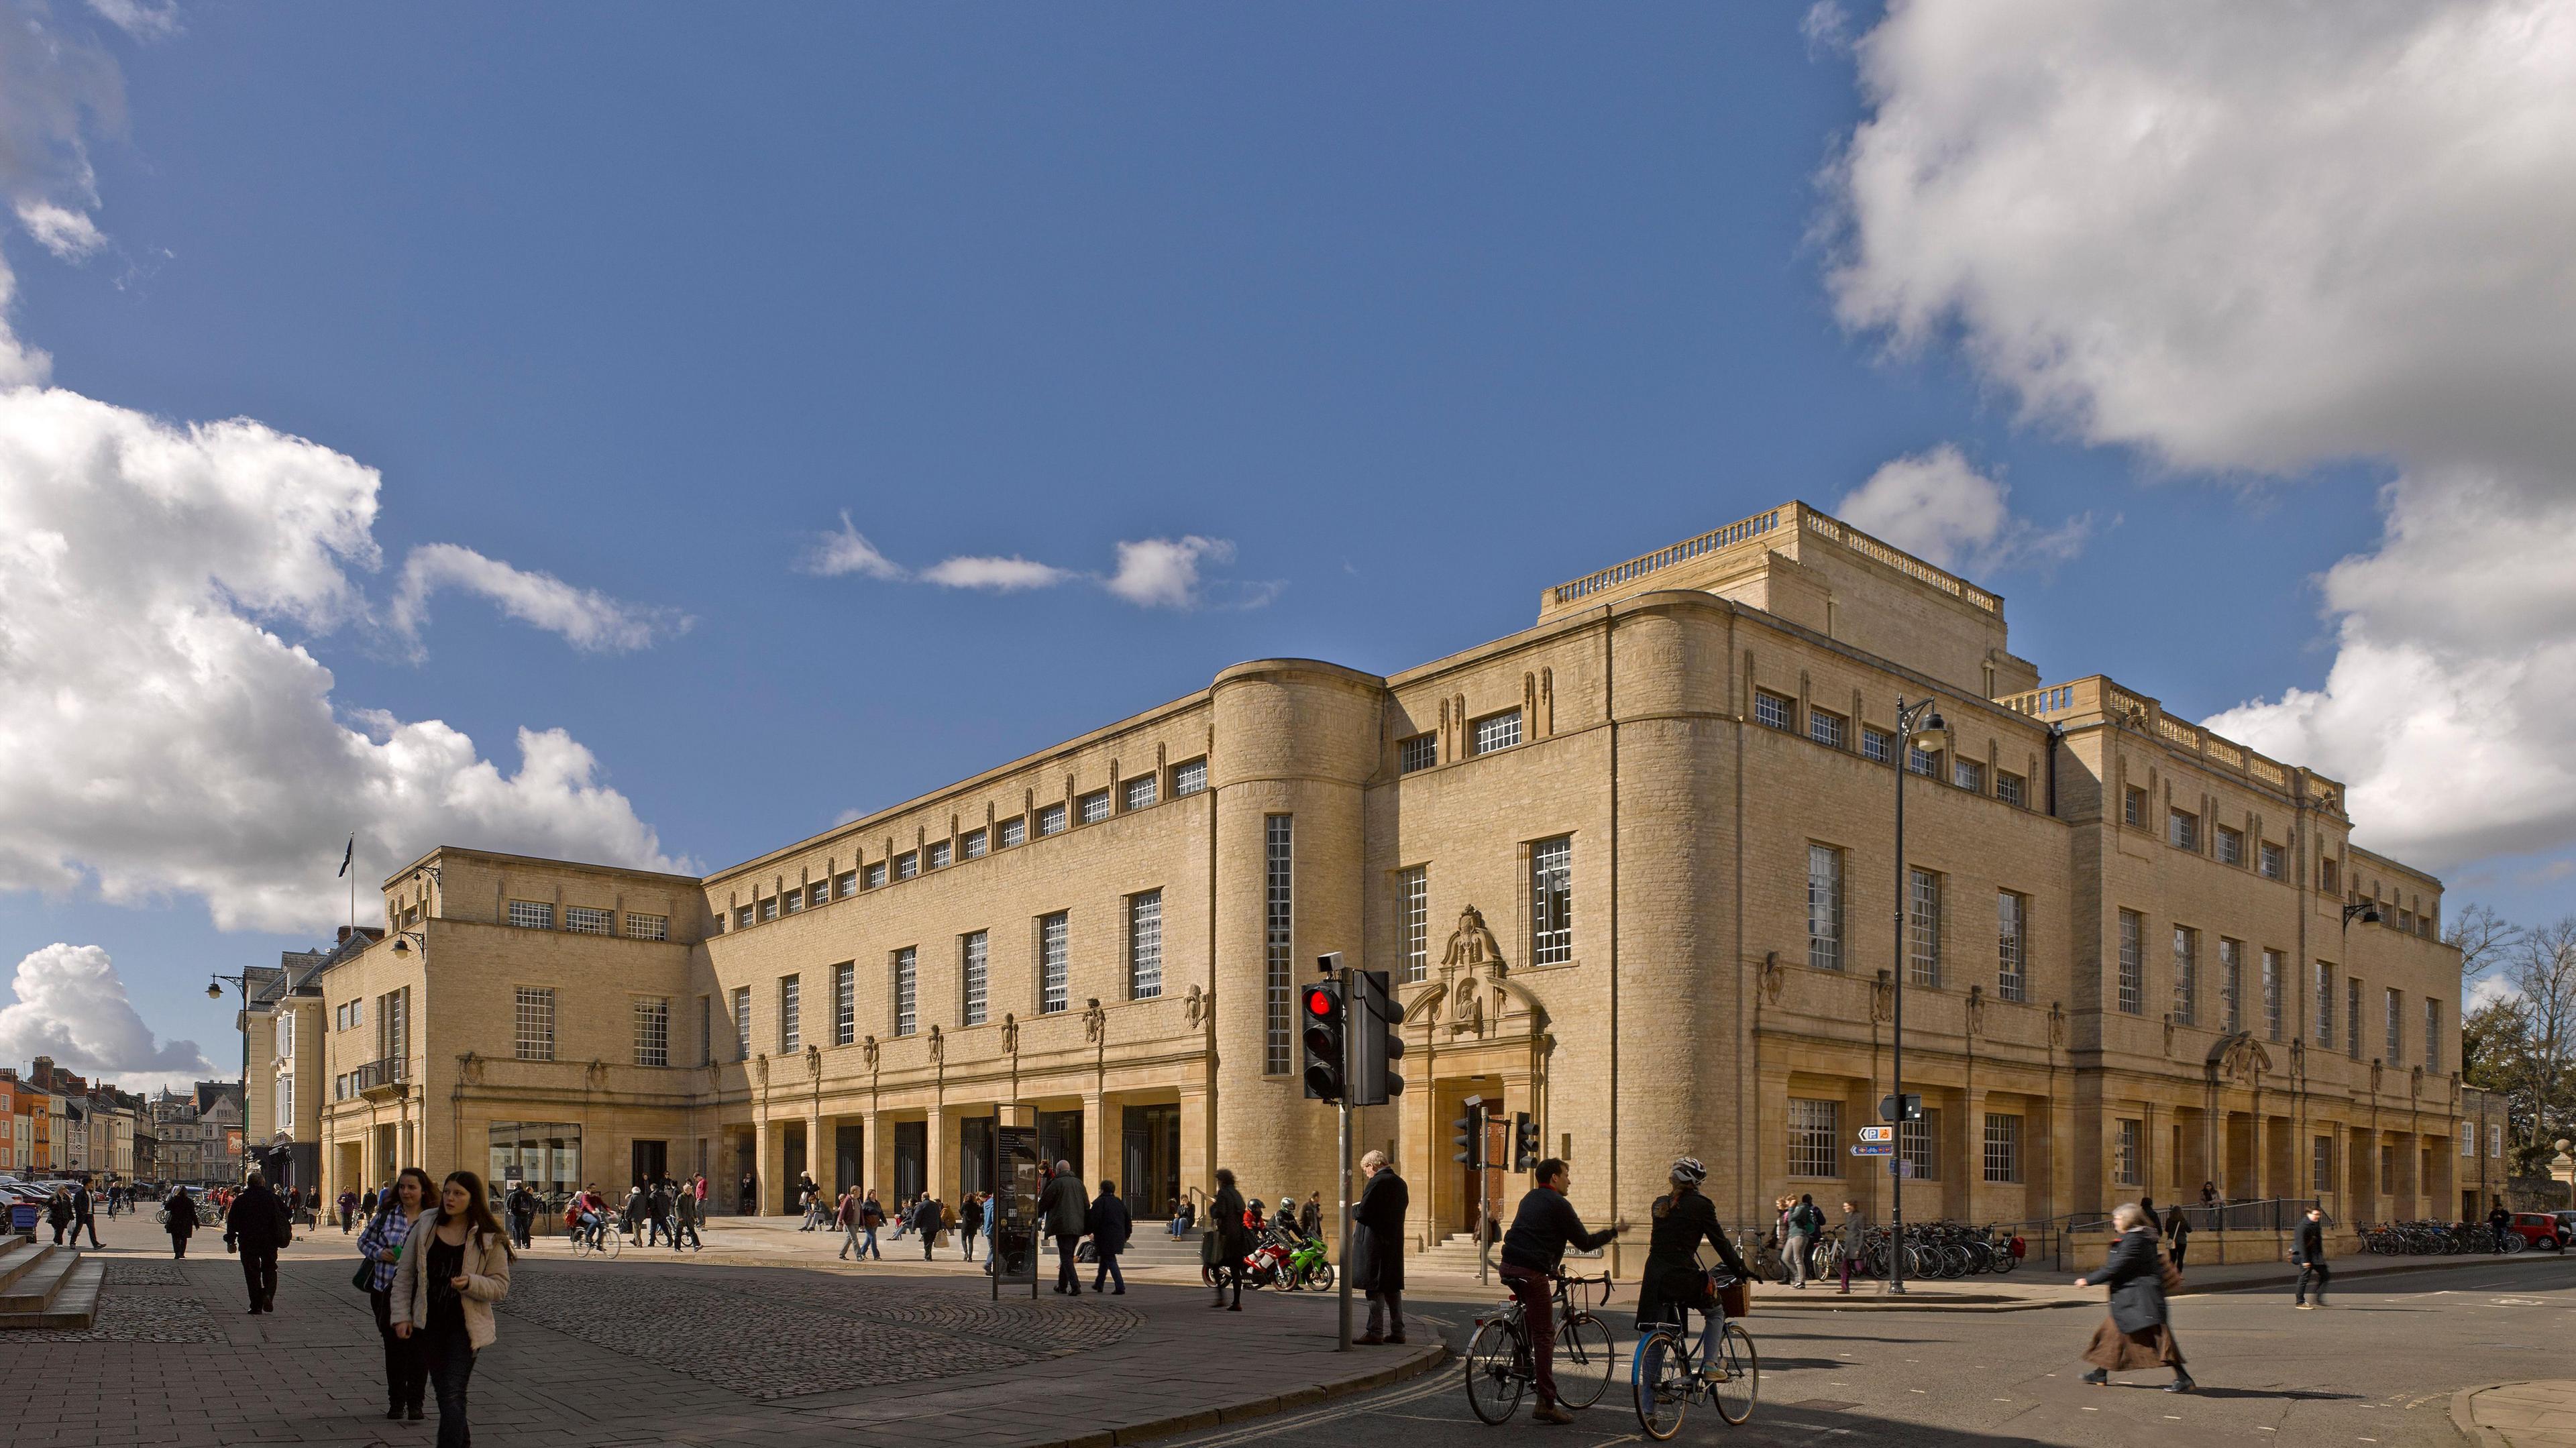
[5,1212,1440,1448]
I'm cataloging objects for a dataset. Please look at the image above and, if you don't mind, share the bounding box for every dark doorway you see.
[1038,1109,1083,1176]
[630,1139,667,1187]
[1120,1105,1181,1218]
[894,1120,927,1202]
[1460,1100,1506,1237]
[959,1117,995,1197]
[834,1123,864,1195]
[782,1122,808,1212]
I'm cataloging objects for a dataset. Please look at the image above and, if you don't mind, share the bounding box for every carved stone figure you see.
[1442,905,1505,974]
[1083,998,1107,1044]
[860,1035,879,1070]
[1441,905,1507,1036]
[928,1024,945,1062]
[1002,1013,1020,1054]
[751,1056,769,1087]
[1183,984,1210,1028]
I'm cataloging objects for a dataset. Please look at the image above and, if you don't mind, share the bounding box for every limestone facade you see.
[286,500,2467,1268]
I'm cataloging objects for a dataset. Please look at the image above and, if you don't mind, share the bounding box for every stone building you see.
[284,500,2467,1266]
[241,930,377,1194]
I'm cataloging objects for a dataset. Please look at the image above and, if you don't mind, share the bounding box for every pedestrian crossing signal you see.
[1452,1095,1484,1168]
[1511,1112,1540,1172]
[1301,979,1346,1101]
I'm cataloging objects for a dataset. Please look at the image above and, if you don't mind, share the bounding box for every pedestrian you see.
[105,1182,120,1219]
[2199,1180,2219,1209]
[1170,1191,1196,1237]
[890,1192,913,1241]
[835,1188,863,1260]
[2489,1199,2513,1254]
[1633,1158,1753,1369]
[506,1182,537,1249]
[361,1167,434,1421]
[2139,1194,2161,1235]
[959,1190,984,1260]
[361,1185,380,1219]
[798,1176,820,1231]
[1300,1191,1322,1239]
[647,1181,671,1246]
[164,1184,200,1260]
[623,1182,649,1244]
[1090,1179,1131,1294]
[671,1178,702,1249]
[1782,1192,1823,1288]
[391,1170,515,1448]
[2164,1202,2192,1269]
[1210,1168,1249,1311]
[71,1179,102,1248]
[859,1188,885,1259]
[223,1170,293,1315]
[2074,1201,2192,1393]
[1837,1199,1864,1294]
[1040,1160,1089,1295]
[1499,1159,1628,1425]
[339,1188,360,1234]
[914,1193,943,1261]
[1351,1150,1408,1343]
[2292,1205,2331,1308]
[738,1170,756,1217]
[45,1186,72,1244]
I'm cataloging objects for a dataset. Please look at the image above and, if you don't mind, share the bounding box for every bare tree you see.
[2448,902,2522,987]
[2502,917,2576,1159]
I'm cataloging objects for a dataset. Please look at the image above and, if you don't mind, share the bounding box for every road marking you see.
[2492,1297,2544,1306]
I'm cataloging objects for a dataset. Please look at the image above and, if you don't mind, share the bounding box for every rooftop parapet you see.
[1540,500,2004,618]
[1997,674,2339,812]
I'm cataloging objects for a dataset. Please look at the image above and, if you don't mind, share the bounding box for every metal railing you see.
[351,1058,407,1092]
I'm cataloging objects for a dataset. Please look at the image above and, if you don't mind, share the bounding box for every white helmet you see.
[1670,1156,1708,1187]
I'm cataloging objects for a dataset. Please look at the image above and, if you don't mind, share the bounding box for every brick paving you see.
[3,1213,1440,1447]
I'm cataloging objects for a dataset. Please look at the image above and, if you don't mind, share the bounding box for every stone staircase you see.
[1415,1231,1499,1278]
[0,1239,101,1329]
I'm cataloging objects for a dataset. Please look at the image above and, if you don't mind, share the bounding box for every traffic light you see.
[1512,1111,1540,1172]
[1347,968,1405,1106]
[1452,1095,1484,1168]
[1301,977,1346,1101]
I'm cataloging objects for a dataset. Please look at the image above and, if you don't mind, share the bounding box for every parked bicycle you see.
[1464,1269,1619,1423]
[1632,1272,1758,1438]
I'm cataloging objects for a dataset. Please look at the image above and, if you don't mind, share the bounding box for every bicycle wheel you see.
[1710,1323,1760,1426]
[1631,1327,1688,1441]
[1992,1243,2019,1274]
[1465,1319,1527,1425]
[600,1231,623,1259]
[1555,1311,1616,1409]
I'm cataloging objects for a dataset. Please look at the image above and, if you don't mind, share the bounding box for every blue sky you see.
[3,1,2568,1087]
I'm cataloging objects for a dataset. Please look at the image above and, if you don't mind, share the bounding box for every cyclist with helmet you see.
[1498,1158,1628,1425]
[1635,1158,1752,1370]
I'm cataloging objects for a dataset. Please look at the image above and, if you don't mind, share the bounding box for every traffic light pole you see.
[1337,1093,1354,1351]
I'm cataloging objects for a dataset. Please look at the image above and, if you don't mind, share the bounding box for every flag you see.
[337,834,354,878]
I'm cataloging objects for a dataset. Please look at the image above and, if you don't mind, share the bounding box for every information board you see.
[989,1123,1042,1298]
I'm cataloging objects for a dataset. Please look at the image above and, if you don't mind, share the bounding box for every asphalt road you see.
[1164,1255,2576,1448]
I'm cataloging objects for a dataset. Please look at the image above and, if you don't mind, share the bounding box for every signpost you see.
[1857,1126,1892,1143]
[989,1123,1042,1301]
[1850,1143,1892,1157]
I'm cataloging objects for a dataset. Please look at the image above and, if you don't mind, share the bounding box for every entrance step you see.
[0,1249,99,1329]
[0,1241,58,1297]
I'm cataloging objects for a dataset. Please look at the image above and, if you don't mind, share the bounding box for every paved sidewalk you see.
[1711,1245,2575,1312]
[2454,1380,2576,1447]
[9,1212,1442,1448]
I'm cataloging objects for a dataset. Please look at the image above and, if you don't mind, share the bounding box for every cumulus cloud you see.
[0,943,217,1093]
[0,387,684,933]
[1824,0,2576,871]
[920,554,1077,592]
[389,542,688,657]
[1833,445,2090,574]
[805,518,1265,610]
[83,0,180,41]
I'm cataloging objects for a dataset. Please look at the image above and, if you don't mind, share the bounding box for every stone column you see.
[927,1104,952,1206]
[1081,1093,1107,1190]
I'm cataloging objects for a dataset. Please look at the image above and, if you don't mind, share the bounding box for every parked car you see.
[2504,1212,2567,1251]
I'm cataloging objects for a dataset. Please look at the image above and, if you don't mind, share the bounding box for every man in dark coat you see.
[1038,1161,1089,1295]
[164,1186,200,1259]
[223,1172,293,1313]
[2293,1205,2330,1307]
[914,1194,944,1260]
[71,1181,102,1248]
[1209,1168,1250,1311]
[959,1191,985,1261]
[1352,1150,1409,1344]
[2489,1200,2514,1254]
[1089,1180,1132,1295]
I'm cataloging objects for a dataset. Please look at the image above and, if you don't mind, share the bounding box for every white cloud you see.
[920,555,1077,592]
[1833,444,2090,574]
[15,199,105,260]
[390,541,687,657]
[83,0,180,41]
[0,386,683,934]
[1825,0,2576,871]
[801,512,906,580]
[0,943,216,1093]
[1106,535,1233,610]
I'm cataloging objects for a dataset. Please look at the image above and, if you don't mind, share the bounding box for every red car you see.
[2502,1213,2567,1251]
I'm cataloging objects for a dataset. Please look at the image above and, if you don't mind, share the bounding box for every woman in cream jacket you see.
[392,1170,515,1447]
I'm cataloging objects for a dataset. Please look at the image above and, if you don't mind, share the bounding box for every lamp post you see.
[1888,694,1948,1296]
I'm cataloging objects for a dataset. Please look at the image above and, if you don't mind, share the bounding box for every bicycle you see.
[1632,1273,1758,1438]
[1464,1269,1619,1424]
[567,1217,623,1259]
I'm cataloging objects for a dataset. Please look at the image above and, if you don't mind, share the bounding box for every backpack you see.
[1795,1203,1825,1234]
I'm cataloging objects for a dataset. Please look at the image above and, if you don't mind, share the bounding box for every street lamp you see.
[1888,695,1947,1296]
[2341,900,2381,933]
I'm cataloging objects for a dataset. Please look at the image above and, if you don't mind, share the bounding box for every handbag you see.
[352,1256,377,1292]
[1719,1278,1753,1319]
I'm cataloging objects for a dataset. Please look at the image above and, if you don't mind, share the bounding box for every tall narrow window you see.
[2346,977,2361,1060]
[2123,787,2146,827]
[2315,962,2334,1047]
[515,987,555,1062]
[698,996,711,1066]
[779,975,801,1054]
[1996,891,2027,1002]
[2168,810,2199,850]
[1900,1111,1941,1180]
[633,997,669,1068]
[1399,867,1430,983]
[1264,816,1293,1072]
[1908,868,1941,987]
[1788,1099,1838,1178]
[2312,1135,2333,1194]
[1983,1113,2023,1183]
[2219,938,2243,1034]
[2385,987,2402,1063]
[894,948,918,1036]
[1807,845,1845,972]
[735,986,751,1060]
[2117,1119,2142,1186]
[2117,910,2144,1015]
[1040,912,1071,1015]
[2172,926,2198,1025]
[1531,836,1574,966]
[961,931,989,1027]
[2260,840,2286,880]
[1128,891,1163,999]
[2425,998,2441,1072]
[834,962,855,1046]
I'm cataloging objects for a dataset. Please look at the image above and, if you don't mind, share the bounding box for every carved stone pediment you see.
[1439,905,1511,1037]
[2205,1032,2272,1085]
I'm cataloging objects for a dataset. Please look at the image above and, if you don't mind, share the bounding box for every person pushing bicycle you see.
[1633,1158,1752,1373]
[1498,1158,1627,1425]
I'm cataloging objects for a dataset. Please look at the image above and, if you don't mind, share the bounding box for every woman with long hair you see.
[392,1169,515,1448]
[1634,1158,1752,1351]
[358,1166,436,1421]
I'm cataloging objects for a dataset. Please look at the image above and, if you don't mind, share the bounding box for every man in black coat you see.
[70,1181,102,1248]
[1352,1150,1408,1344]
[2292,1205,2330,1307]
[1089,1180,1132,1295]
[914,1194,944,1260]
[223,1173,293,1313]
[1038,1162,1089,1295]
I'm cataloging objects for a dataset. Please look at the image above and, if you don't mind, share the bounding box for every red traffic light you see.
[1305,986,1338,1018]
